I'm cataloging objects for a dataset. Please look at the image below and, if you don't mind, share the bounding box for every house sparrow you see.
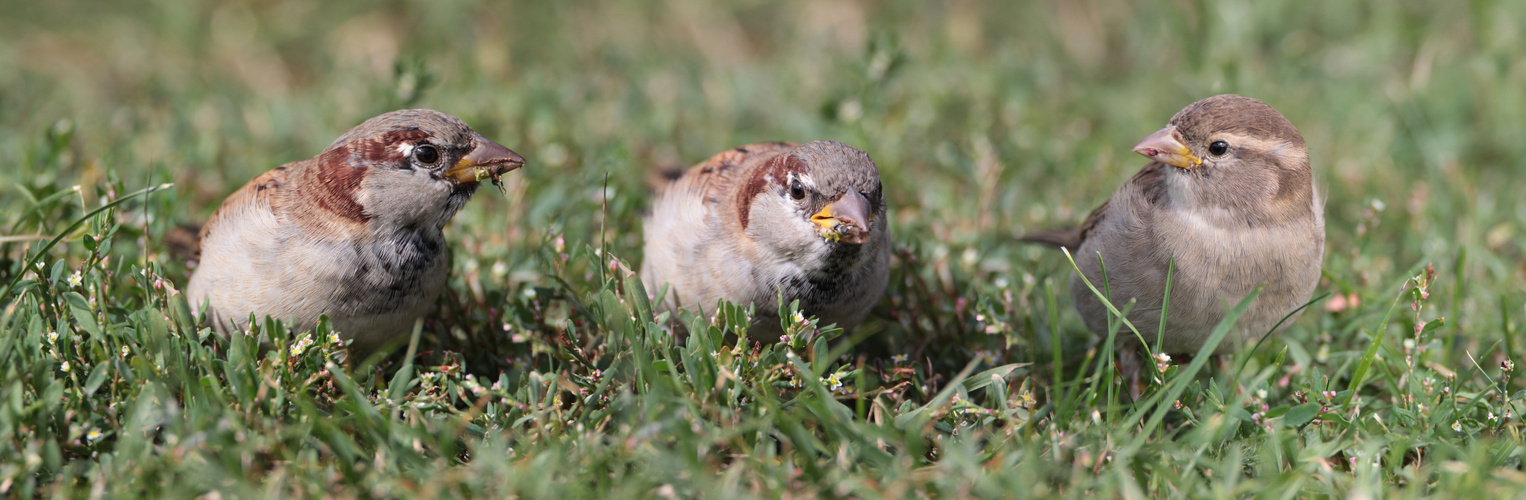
[641,141,890,342]
[1022,94,1324,375]
[186,109,524,353]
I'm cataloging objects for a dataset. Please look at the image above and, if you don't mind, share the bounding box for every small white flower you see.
[791,310,805,324]
[891,354,908,364]
[825,373,844,391]
[60,361,71,373]
[1451,421,1462,432]
[86,429,104,442]
[1256,389,1268,400]
[289,336,314,357]
[463,375,486,395]
[327,332,343,345]
[1488,412,1499,422]
[120,345,130,358]
[46,331,58,345]
[1154,352,1172,373]
[67,270,83,287]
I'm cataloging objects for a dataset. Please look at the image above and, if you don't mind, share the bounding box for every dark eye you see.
[413,144,440,165]
[789,178,806,200]
[1208,141,1229,156]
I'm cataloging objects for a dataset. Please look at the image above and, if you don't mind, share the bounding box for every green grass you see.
[4,0,1526,497]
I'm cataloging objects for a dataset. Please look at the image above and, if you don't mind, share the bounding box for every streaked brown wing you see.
[669,142,798,211]
[198,165,289,242]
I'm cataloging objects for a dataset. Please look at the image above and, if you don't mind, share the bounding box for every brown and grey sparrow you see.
[641,141,890,342]
[1023,94,1324,375]
[186,109,524,353]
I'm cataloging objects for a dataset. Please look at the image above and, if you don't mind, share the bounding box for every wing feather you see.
[1019,162,1168,250]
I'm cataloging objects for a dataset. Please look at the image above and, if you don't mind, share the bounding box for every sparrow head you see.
[1132,95,1311,219]
[314,109,524,230]
[740,141,886,257]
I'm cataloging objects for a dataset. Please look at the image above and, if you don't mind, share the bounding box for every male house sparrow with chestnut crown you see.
[1023,94,1324,376]
[641,141,890,342]
[186,109,524,353]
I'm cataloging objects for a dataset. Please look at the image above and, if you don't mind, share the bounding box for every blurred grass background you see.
[4,0,1526,497]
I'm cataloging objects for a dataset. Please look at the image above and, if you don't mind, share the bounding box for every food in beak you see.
[448,134,526,186]
[811,189,873,244]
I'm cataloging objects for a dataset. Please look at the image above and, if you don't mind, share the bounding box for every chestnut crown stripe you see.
[312,146,371,224]
[308,129,434,224]
[363,129,433,164]
[737,154,808,231]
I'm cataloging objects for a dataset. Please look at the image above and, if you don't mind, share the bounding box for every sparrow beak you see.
[811,188,874,245]
[448,134,526,184]
[1132,125,1201,170]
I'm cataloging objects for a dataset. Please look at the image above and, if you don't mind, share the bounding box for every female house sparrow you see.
[641,141,890,342]
[1023,95,1324,372]
[186,109,524,353]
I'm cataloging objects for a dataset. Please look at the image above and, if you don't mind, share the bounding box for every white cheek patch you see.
[764,192,826,239]
[397,143,415,156]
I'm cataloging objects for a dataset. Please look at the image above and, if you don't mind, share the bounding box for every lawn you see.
[3,0,1525,497]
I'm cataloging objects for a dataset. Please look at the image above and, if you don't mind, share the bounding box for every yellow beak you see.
[447,133,526,184]
[810,189,874,245]
[1132,125,1201,170]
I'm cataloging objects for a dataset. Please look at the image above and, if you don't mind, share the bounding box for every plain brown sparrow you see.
[1023,94,1324,376]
